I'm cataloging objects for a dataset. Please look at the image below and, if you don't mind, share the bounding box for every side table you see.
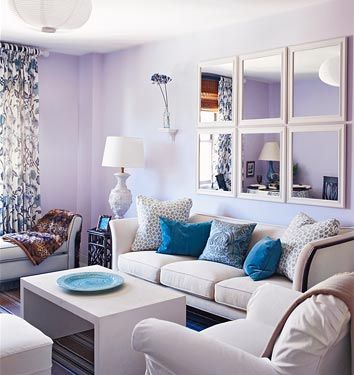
[87,228,112,268]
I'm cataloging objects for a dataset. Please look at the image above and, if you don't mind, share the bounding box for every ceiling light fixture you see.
[9,0,92,33]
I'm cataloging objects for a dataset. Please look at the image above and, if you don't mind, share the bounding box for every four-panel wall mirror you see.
[197,37,347,208]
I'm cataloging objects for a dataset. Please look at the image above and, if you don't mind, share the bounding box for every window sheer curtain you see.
[0,43,41,235]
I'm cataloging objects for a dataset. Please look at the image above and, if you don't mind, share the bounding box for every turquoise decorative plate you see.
[57,272,124,292]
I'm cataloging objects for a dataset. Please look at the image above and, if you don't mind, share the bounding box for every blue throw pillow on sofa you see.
[157,218,212,257]
[199,220,256,268]
[243,236,282,281]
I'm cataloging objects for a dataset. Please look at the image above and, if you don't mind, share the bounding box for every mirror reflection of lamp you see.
[319,55,340,87]
[258,142,280,184]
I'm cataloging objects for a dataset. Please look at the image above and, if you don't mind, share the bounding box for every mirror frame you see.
[287,124,346,208]
[288,37,347,125]
[196,128,236,197]
[197,57,237,127]
[237,127,286,202]
[238,48,287,126]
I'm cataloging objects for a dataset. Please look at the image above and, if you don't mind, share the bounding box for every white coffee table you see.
[20,265,186,375]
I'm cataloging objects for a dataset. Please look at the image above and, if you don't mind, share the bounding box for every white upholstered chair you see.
[132,284,351,375]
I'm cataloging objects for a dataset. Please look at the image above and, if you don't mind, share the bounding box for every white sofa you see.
[132,283,351,375]
[111,213,354,319]
[0,215,82,287]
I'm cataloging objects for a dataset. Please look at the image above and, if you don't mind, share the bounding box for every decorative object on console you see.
[258,141,280,183]
[246,161,255,177]
[9,0,92,33]
[151,73,172,128]
[88,227,112,268]
[243,236,282,281]
[157,218,212,257]
[131,196,193,251]
[322,176,338,201]
[278,212,340,281]
[199,219,256,268]
[96,215,111,232]
[102,136,144,219]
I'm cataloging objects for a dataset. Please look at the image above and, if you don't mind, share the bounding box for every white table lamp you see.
[102,136,144,218]
[258,141,280,183]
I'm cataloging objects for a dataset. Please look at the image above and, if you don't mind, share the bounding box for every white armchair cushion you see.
[132,318,276,375]
[201,319,274,356]
[118,251,193,283]
[272,295,350,375]
[215,275,292,311]
[160,260,244,299]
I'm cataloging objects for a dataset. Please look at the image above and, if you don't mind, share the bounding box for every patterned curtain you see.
[218,77,232,121]
[215,76,233,191]
[0,43,41,234]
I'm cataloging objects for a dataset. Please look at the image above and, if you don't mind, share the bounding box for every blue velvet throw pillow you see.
[243,236,282,281]
[157,218,212,257]
[199,220,257,268]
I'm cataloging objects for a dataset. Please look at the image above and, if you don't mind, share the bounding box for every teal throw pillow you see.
[199,220,256,268]
[243,236,282,281]
[157,217,212,257]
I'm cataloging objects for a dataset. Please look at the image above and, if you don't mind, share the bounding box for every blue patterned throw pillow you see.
[199,220,257,268]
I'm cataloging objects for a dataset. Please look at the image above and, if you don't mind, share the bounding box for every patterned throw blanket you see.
[3,209,81,266]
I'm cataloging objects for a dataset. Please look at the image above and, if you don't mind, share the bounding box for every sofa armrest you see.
[67,215,83,269]
[293,231,354,292]
[132,318,275,375]
[247,284,301,327]
[110,218,138,271]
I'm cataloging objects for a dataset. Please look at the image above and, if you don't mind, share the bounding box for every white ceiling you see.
[1,0,328,55]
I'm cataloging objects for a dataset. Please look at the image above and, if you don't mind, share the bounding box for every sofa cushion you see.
[131,196,193,251]
[201,319,274,356]
[0,238,67,263]
[160,260,244,300]
[199,220,256,268]
[118,251,193,283]
[215,275,292,311]
[278,212,340,280]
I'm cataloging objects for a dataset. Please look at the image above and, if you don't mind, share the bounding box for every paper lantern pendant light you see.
[319,55,340,87]
[10,0,92,33]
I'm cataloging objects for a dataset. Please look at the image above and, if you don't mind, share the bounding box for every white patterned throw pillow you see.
[278,212,340,281]
[131,196,193,251]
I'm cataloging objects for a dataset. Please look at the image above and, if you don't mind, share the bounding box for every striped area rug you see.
[0,289,227,374]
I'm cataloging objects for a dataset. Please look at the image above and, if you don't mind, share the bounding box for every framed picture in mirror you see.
[198,58,236,127]
[196,129,235,196]
[237,127,286,202]
[287,124,345,208]
[238,48,287,126]
[288,37,347,124]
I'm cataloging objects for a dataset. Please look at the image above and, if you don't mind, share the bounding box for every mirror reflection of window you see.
[293,44,340,117]
[243,54,281,120]
[200,62,233,123]
[241,133,281,196]
[292,131,339,200]
[198,133,232,191]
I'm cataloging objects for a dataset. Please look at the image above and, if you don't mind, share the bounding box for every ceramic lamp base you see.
[108,172,132,219]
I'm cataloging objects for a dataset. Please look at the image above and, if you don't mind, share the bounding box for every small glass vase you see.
[163,108,171,128]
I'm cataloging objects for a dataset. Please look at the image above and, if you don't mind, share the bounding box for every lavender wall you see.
[94,0,354,227]
[38,0,354,248]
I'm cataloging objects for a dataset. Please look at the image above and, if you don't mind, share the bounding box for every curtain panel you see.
[0,43,41,234]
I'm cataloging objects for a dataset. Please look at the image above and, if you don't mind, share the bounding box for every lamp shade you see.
[258,142,280,161]
[102,136,144,168]
[319,55,340,87]
[9,0,92,33]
